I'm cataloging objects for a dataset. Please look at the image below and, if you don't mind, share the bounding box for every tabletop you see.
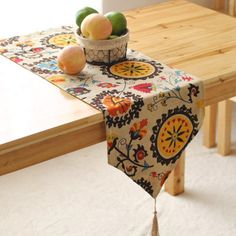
[1,0,236,175]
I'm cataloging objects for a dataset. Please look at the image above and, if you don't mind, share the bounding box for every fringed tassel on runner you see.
[151,198,159,236]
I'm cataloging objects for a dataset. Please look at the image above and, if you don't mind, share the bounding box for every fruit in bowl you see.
[57,45,86,75]
[75,7,98,28]
[105,11,127,36]
[81,13,112,40]
[74,7,129,64]
[75,28,129,65]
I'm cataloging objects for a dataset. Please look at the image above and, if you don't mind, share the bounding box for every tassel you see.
[151,198,159,236]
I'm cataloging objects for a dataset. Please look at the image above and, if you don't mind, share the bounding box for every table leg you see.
[229,0,236,16]
[214,0,225,11]
[203,104,218,148]
[165,152,185,196]
[217,100,232,155]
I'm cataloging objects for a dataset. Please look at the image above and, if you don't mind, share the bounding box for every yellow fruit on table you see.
[57,45,86,75]
[81,13,112,40]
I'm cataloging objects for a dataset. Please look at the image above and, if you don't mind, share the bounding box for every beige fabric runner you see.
[0,26,204,235]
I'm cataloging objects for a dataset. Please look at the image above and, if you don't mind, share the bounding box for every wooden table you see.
[1,0,236,191]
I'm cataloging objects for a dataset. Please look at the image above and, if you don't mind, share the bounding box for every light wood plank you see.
[0,122,106,175]
[203,104,218,147]
[217,100,233,155]
[0,56,103,149]
[165,152,185,196]
[126,1,236,105]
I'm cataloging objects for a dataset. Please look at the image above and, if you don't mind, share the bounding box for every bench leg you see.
[218,100,232,156]
[203,104,218,148]
[165,152,185,196]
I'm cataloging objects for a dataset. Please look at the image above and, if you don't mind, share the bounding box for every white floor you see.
[0,103,235,236]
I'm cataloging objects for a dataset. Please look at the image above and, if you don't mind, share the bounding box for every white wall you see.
[102,0,213,13]
[102,0,165,13]
[0,0,213,38]
[0,0,103,37]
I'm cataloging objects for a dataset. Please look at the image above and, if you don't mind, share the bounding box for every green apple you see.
[105,11,127,36]
[75,7,98,28]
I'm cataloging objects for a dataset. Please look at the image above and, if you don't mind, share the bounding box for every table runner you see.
[0,25,204,235]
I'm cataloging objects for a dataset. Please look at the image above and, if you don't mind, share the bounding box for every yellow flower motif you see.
[16,40,34,47]
[47,75,67,84]
[159,92,165,98]
[147,104,153,111]
[107,133,118,149]
[110,61,155,79]
[49,34,77,47]
[0,48,7,54]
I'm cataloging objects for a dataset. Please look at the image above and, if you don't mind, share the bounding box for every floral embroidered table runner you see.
[0,25,204,234]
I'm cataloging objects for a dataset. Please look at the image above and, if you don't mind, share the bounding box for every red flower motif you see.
[140,119,148,129]
[103,96,131,117]
[132,83,153,93]
[98,82,118,88]
[160,76,167,80]
[182,76,193,81]
[107,141,113,148]
[10,57,23,63]
[130,119,148,140]
[32,47,43,53]
[107,133,118,149]
[150,172,158,178]
[133,144,148,161]
[160,171,171,186]
[126,166,133,172]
